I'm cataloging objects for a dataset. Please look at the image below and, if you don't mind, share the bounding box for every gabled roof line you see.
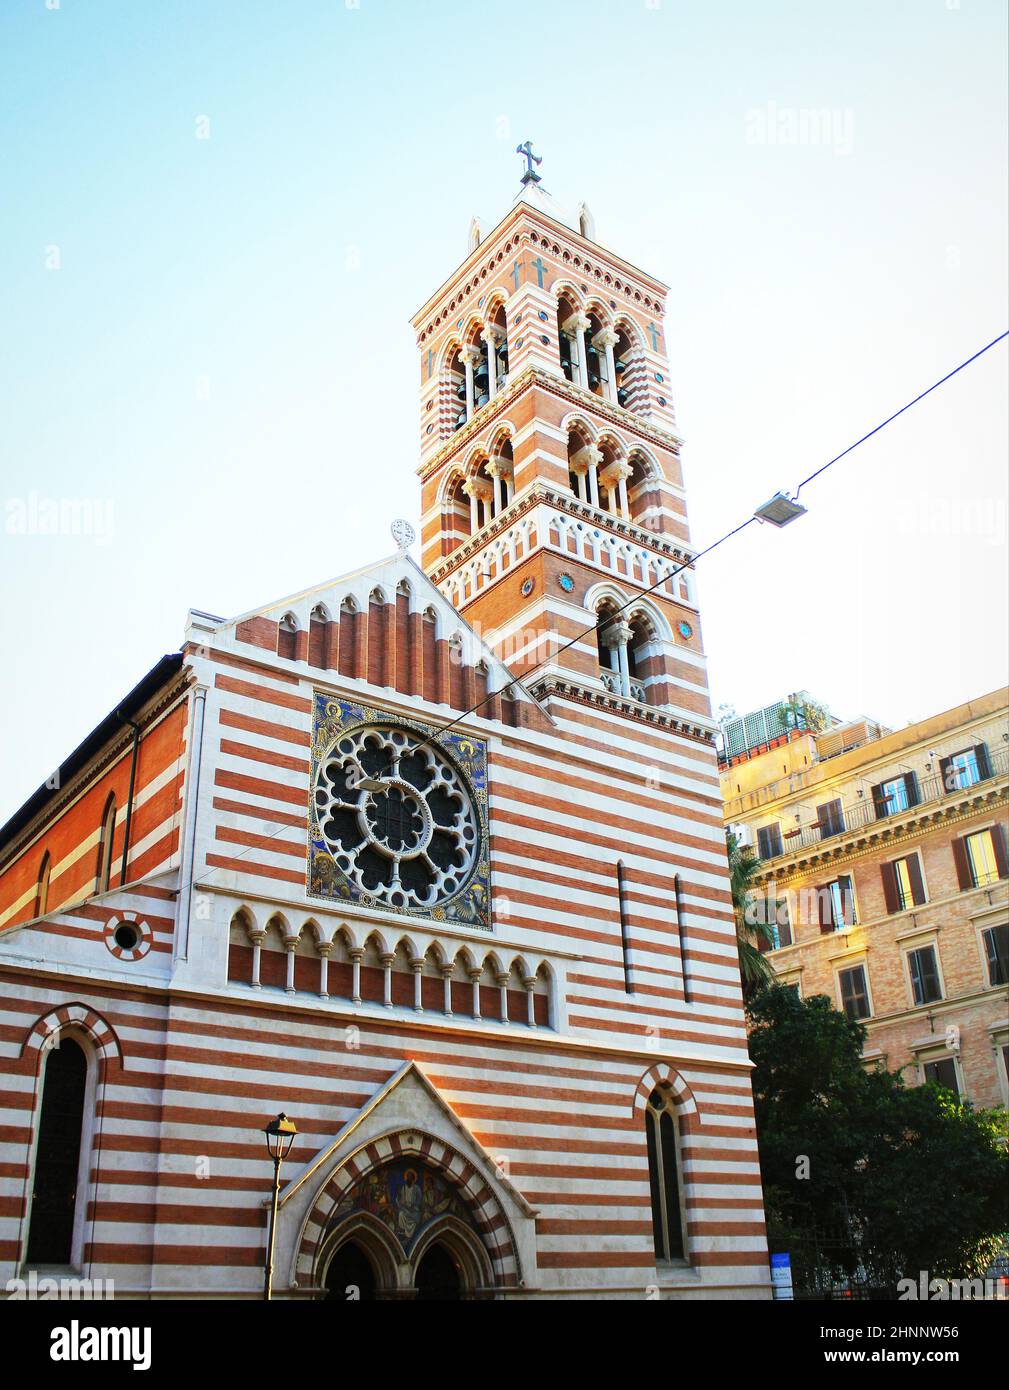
[276,1058,538,1216]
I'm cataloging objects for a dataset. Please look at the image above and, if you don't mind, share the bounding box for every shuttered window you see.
[881,854,926,912]
[983,924,1008,986]
[838,964,871,1020]
[816,799,844,839]
[907,944,943,1006]
[756,823,783,860]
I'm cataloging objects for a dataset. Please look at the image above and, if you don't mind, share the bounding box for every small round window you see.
[114,923,139,951]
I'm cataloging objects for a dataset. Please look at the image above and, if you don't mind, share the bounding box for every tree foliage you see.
[748,985,1009,1290]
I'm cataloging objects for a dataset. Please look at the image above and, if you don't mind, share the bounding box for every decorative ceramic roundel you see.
[521,577,535,596]
[313,725,480,911]
[678,620,693,639]
[558,573,575,592]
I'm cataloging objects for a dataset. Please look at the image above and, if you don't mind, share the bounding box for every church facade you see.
[0,174,771,1299]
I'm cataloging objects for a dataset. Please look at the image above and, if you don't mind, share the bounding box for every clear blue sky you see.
[1,0,1007,819]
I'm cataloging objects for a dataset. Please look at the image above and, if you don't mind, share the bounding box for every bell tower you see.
[412,149,713,735]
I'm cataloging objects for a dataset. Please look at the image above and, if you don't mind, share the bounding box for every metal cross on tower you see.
[516,140,543,185]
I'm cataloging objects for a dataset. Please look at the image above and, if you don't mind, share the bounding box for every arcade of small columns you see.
[451,304,509,430]
[568,442,632,517]
[228,911,553,1028]
[594,601,662,702]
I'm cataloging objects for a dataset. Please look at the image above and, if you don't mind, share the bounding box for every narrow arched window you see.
[27,1036,89,1265]
[646,1088,686,1261]
[96,794,116,894]
[35,852,51,917]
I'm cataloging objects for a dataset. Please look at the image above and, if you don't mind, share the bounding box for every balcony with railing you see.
[753,746,1009,865]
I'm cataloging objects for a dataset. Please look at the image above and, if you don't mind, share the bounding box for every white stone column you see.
[594,328,620,402]
[441,964,454,1017]
[523,976,536,1026]
[617,474,630,520]
[564,312,591,390]
[486,457,512,516]
[572,444,602,507]
[496,972,510,1024]
[411,958,425,1012]
[249,929,265,989]
[482,326,502,399]
[317,941,332,999]
[349,948,363,1004]
[460,344,482,420]
[472,476,494,527]
[283,933,299,994]
[380,952,395,1007]
[462,479,480,534]
[469,967,482,1020]
[602,620,633,697]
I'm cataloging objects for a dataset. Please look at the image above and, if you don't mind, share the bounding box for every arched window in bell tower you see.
[612,322,640,412]
[567,425,599,507]
[584,310,609,399]
[483,300,508,398]
[448,345,467,432]
[557,292,582,386]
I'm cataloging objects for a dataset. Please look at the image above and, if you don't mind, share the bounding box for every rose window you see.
[313,724,480,911]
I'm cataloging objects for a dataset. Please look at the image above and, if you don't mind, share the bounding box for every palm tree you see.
[727,830,777,996]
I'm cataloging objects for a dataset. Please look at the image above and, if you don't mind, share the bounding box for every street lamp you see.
[263,1112,297,1301]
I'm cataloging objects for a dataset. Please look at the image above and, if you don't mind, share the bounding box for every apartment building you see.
[720,689,1009,1108]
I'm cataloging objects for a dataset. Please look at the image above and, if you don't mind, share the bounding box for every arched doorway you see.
[325,1240,377,1302]
[414,1242,461,1301]
[27,1038,88,1265]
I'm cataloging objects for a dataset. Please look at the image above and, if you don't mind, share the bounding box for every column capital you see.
[563,311,591,336]
[282,933,300,951]
[248,929,266,946]
[593,327,620,350]
[481,324,504,347]
[485,455,514,479]
[379,952,396,967]
[599,459,632,487]
[459,343,483,367]
[410,957,425,973]
[571,444,603,473]
[316,941,333,959]
[601,619,633,647]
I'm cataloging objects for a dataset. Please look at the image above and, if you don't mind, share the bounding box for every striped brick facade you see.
[0,189,770,1299]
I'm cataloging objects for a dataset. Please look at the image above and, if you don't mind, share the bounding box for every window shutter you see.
[871,782,888,818]
[951,836,972,890]
[817,884,832,932]
[992,823,1009,880]
[907,854,926,906]
[838,874,854,924]
[904,772,920,807]
[880,861,900,914]
[974,743,992,780]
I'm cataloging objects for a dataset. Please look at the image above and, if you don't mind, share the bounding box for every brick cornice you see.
[528,672,717,744]
[428,477,696,588]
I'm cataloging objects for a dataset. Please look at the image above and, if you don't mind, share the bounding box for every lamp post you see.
[263,1112,297,1301]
